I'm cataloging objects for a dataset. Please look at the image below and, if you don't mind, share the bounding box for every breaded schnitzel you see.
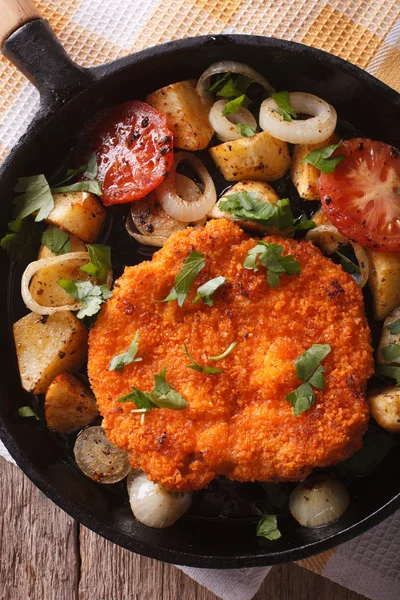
[88,219,373,491]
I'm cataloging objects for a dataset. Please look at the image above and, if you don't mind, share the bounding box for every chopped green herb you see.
[83,153,98,180]
[53,165,87,187]
[377,365,400,386]
[236,123,256,137]
[256,514,281,541]
[51,180,102,195]
[18,406,40,420]
[335,251,360,274]
[381,343,400,364]
[161,251,205,307]
[109,331,142,372]
[13,174,54,222]
[244,241,300,288]
[209,341,237,361]
[184,345,224,374]
[193,275,227,306]
[286,344,331,416]
[208,73,229,92]
[272,91,297,122]
[0,218,41,261]
[386,319,400,334]
[117,367,188,419]
[57,279,112,319]
[303,141,345,174]
[80,244,112,284]
[41,226,70,255]
[223,94,246,116]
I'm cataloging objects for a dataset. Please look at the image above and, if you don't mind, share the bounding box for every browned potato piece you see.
[367,250,400,320]
[369,387,400,432]
[13,311,88,394]
[29,255,89,308]
[46,191,106,243]
[208,180,279,232]
[291,135,339,200]
[146,79,213,151]
[377,306,400,365]
[209,131,290,182]
[38,231,87,259]
[45,373,99,433]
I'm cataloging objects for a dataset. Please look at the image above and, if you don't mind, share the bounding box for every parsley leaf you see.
[13,174,54,221]
[236,123,256,137]
[386,319,400,334]
[184,345,224,374]
[80,244,112,284]
[303,141,345,174]
[83,153,98,180]
[335,251,360,274]
[0,218,41,261]
[209,342,237,361]
[117,368,188,414]
[18,406,40,420]
[381,343,400,364]
[208,73,230,92]
[51,180,102,195]
[161,251,205,307]
[377,365,400,386]
[193,275,226,306]
[57,279,112,319]
[286,344,331,416]
[244,241,300,288]
[109,331,142,372]
[223,94,246,116]
[41,227,70,255]
[256,514,281,541]
[272,91,297,122]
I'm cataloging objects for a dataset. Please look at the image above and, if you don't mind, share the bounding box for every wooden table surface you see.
[0,457,368,600]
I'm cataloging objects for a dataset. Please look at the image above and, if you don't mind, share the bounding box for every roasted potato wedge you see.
[369,387,400,432]
[38,231,86,259]
[146,79,213,151]
[209,131,290,182]
[30,255,89,308]
[291,135,339,200]
[208,180,279,232]
[377,306,400,365]
[367,250,400,320]
[46,191,106,243]
[45,372,99,433]
[13,311,88,394]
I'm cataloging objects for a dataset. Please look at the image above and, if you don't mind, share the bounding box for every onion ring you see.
[209,100,257,142]
[155,152,217,222]
[259,92,337,144]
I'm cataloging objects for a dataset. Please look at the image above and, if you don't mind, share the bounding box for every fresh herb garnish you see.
[272,91,297,122]
[244,241,300,288]
[377,365,400,386]
[236,123,256,137]
[184,345,224,374]
[13,174,54,221]
[256,514,281,541]
[209,73,254,116]
[41,226,70,256]
[381,343,400,364]
[335,251,360,274]
[0,218,41,261]
[109,331,142,372]
[209,341,237,361]
[19,406,40,420]
[193,276,226,306]
[286,344,331,416]
[57,280,112,319]
[83,153,98,180]
[117,367,188,423]
[51,180,102,195]
[386,319,400,334]
[223,94,246,116]
[80,244,112,284]
[208,73,229,92]
[219,192,315,235]
[161,250,205,307]
[303,141,345,174]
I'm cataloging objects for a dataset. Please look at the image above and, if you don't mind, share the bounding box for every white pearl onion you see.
[289,475,350,527]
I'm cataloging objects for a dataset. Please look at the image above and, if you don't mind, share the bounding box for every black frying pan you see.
[1,1,400,569]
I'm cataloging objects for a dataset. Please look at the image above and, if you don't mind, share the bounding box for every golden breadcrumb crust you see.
[88,219,373,491]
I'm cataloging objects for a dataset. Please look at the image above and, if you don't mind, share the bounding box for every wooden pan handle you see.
[0,0,41,48]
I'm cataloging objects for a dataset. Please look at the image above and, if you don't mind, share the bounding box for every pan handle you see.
[1,0,91,104]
